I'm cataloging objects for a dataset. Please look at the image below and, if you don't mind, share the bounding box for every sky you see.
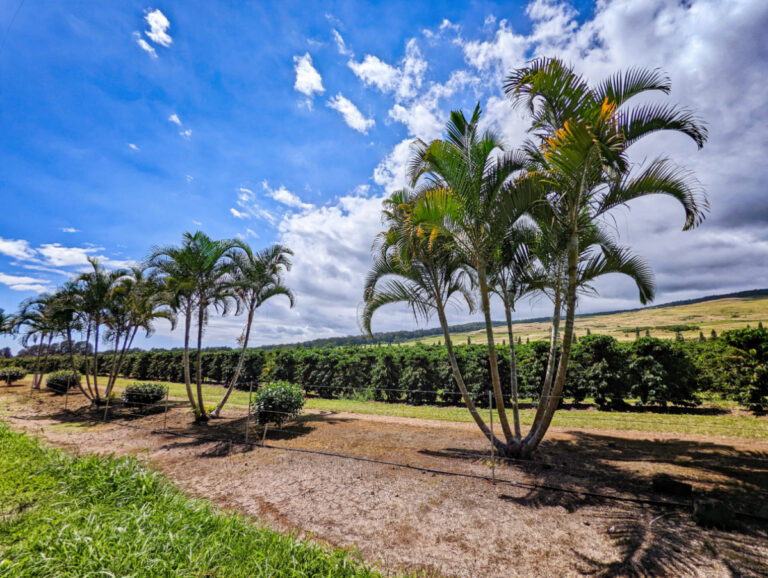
[1,0,767,352]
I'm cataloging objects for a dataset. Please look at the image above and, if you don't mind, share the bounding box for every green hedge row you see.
[3,327,767,411]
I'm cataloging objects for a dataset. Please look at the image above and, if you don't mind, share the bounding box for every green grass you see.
[0,420,379,577]
[102,378,768,440]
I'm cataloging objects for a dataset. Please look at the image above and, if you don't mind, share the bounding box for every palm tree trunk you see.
[211,306,254,418]
[503,299,522,440]
[92,323,101,402]
[36,333,54,388]
[105,326,137,399]
[83,323,95,400]
[67,326,91,401]
[195,303,207,421]
[523,231,579,456]
[477,266,514,443]
[436,301,510,452]
[182,305,197,411]
[31,334,44,390]
[105,329,121,397]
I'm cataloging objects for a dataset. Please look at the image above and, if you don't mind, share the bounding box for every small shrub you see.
[252,381,304,426]
[46,370,80,394]
[0,366,26,386]
[121,382,168,408]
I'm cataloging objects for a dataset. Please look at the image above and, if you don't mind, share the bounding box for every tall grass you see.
[0,421,378,577]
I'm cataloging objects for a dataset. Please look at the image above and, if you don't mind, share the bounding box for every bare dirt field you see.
[2,385,767,577]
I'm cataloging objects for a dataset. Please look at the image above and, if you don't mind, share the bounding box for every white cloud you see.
[0,237,36,260]
[230,208,249,220]
[348,39,427,102]
[36,243,100,267]
[186,174,194,183]
[373,139,414,193]
[0,273,50,293]
[168,113,181,126]
[232,187,277,225]
[179,129,192,139]
[144,8,172,47]
[133,33,157,58]
[262,181,313,210]
[332,29,352,56]
[61,227,80,233]
[461,18,528,74]
[293,53,325,100]
[128,143,140,151]
[192,220,202,226]
[326,93,375,134]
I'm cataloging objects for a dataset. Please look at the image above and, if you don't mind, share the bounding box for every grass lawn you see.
[101,377,768,441]
[0,420,378,577]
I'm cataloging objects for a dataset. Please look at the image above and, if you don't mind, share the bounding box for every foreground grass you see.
[0,421,378,577]
[100,378,768,441]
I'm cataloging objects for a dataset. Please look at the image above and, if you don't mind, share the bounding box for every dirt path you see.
[2,387,767,577]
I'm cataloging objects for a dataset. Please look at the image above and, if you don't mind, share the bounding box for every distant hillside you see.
[257,288,768,349]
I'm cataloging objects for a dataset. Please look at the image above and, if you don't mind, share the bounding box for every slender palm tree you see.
[210,243,294,418]
[12,295,54,389]
[76,259,128,403]
[148,231,244,421]
[504,58,707,456]
[362,189,502,441]
[49,281,91,399]
[407,104,543,446]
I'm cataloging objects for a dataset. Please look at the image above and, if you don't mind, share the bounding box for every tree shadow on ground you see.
[423,431,768,575]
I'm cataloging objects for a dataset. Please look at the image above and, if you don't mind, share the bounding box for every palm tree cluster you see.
[363,58,708,457]
[5,232,294,421]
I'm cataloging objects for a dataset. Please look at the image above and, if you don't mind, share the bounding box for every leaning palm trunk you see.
[31,334,45,390]
[36,333,55,388]
[436,303,503,447]
[105,325,139,400]
[82,323,95,400]
[476,267,515,443]
[67,326,91,401]
[522,233,579,456]
[92,324,101,402]
[195,304,207,421]
[503,300,522,440]
[211,307,254,418]
[182,307,197,411]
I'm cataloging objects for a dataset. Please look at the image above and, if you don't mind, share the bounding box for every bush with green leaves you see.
[121,382,168,408]
[629,337,699,407]
[571,335,629,409]
[0,366,26,386]
[252,381,304,426]
[46,370,80,394]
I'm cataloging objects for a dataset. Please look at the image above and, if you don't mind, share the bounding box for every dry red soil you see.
[2,386,767,577]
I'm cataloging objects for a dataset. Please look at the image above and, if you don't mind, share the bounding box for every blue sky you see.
[2,0,768,351]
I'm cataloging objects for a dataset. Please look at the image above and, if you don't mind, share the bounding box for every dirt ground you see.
[2,386,768,577]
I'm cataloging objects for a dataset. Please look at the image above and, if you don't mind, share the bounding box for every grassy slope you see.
[0,421,378,577]
[404,295,768,345]
[98,377,768,440]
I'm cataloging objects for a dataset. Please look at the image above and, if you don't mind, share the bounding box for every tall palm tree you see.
[504,58,707,456]
[210,243,294,418]
[49,281,91,399]
[76,259,128,403]
[407,104,543,446]
[148,231,244,421]
[12,295,54,389]
[362,189,501,441]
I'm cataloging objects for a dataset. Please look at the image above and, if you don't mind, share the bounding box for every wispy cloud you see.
[0,272,51,293]
[128,143,140,151]
[262,181,313,210]
[61,227,80,233]
[179,129,192,139]
[332,29,352,56]
[0,237,36,260]
[168,113,181,126]
[230,208,249,219]
[133,32,157,58]
[326,93,374,134]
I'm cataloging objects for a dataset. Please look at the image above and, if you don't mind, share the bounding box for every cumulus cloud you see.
[293,53,325,102]
[326,93,375,133]
[144,8,172,47]
[348,39,428,102]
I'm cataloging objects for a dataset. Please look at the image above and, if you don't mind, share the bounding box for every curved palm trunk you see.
[182,306,197,411]
[477,266,514,443]
[523,232,579,456]
[92,322,101,402]
[436,302,507,450]
[503,299,522,440]
[195,303,207,421]
[105,325,138,400]
[83,323,95,400]
[211,306,254,418]
[36,333,55,388]
[31,334,45,390]
[67,326,91,401]
[105,329,122,398]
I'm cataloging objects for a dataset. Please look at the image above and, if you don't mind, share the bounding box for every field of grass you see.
[97,377,768,441]
[0,420,377,577]
[404,295,768,346]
